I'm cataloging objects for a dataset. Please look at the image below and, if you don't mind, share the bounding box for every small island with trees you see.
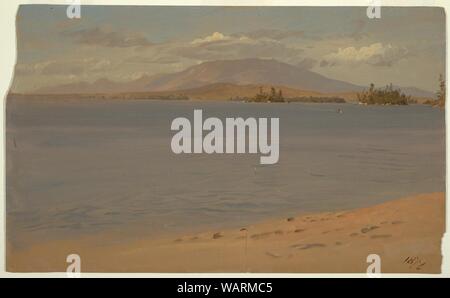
[250,86,285,102]
[424,74,445,108]
[357,75,445,107]
[357,83,411,105]
[239,86,346,103]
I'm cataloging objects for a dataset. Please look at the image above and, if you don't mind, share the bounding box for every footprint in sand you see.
[291,243,326,250]
[370,234,392,239]
[251,232,273,240]
[266,251,283,258]
[294,228,305,233]
[287,217,295,222]
[391,220,403,225]
[349,232,359,237]
[361,225,379,233]
[213,232,223,239]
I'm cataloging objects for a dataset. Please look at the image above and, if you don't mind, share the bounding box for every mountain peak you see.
[34,58,433,98]
[145,58,362,93]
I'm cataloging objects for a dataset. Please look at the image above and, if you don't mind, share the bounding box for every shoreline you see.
[7,95,440,107]
[7,192,445,273]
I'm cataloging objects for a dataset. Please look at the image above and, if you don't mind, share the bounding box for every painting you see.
[6,5,445,273]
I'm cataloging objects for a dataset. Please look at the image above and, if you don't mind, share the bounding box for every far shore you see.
[7,192,445,273]
[7,92,440,106]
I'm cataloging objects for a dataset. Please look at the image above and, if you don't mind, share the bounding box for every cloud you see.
[191,32,232,45]
[174,32,304,61]
[235,29,305,40]
[125,55,181,65]
[15,30,308,90]
[349,18,368,40]
[63,27,153,48]
[16,58,114,76]
[321,43,409,67]
[190,30,305,46]
[41,61,85,75]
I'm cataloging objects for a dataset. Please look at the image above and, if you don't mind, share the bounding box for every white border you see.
[0,0,448,278]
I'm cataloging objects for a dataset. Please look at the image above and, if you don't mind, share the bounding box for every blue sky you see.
[12,5,445,93]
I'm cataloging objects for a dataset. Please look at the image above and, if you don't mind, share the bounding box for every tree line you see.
[357,83,410,105]
[251,87,285,103]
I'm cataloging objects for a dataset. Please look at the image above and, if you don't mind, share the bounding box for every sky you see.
[11,5,446,93]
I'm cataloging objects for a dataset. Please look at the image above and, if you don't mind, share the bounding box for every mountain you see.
[144,58,363,93]
[36,58,362,94]
[396,86,435,98]
[34,58,435,98]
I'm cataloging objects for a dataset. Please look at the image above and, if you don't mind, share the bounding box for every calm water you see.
[6,99,445,247]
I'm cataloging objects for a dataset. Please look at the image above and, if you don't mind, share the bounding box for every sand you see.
[7,192,445,273]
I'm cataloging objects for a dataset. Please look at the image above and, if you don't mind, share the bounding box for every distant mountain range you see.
[33,58,435,99]
[142,58,363,93]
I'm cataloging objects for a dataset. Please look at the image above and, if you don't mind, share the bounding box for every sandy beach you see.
[7,192,445,273]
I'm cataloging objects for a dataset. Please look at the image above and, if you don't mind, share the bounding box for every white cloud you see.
[322,43,409,67]
[180,32,304,62]
[191,32,232,45]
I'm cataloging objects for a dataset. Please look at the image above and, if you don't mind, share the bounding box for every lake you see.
[6,99,445,247]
